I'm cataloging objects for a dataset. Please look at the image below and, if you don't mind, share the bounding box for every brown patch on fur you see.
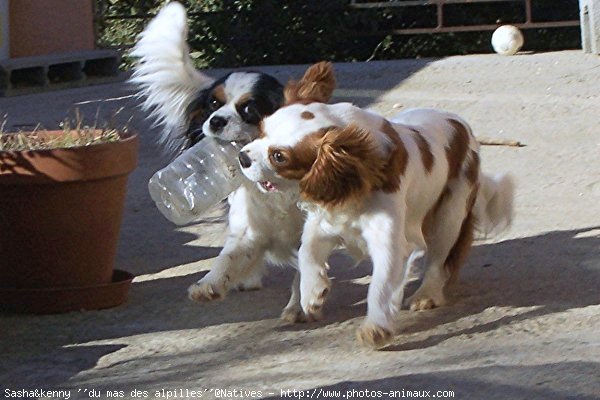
[188,108,203,124]
[421,185,451,240]
[410,128,434,173]
[445,212,475,282]
[466,182,479,213]
[257,120,265,138]
[421,208,435,242]
[445,183,479,283]
[299,125,388,208]
[420,121,479,284]
[464,150,480,184]
[235,93,252,109]
[269,129,329,180]
[379,120,409,193]
[423,120,475,245]
[212,84,227,104]
[286,98,316,106]
[445,119,471,180]
[301,111,315,120]
[285,61,336,105]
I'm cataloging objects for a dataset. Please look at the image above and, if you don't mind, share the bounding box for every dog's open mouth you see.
[259,181,278,192]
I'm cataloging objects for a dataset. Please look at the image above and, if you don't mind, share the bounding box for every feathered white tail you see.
[129,1,213,153]
[474,173,515,237]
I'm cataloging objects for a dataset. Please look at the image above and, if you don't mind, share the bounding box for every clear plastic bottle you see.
[148,138,245,225]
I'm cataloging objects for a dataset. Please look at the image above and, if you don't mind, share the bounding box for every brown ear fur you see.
[285,61,336,104]
[299,125,387,208]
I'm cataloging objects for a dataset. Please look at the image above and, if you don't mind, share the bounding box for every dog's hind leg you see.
[406,181,476,311]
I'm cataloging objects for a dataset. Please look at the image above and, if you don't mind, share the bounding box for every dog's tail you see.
[473,172,515,237]
[129,1,213,153]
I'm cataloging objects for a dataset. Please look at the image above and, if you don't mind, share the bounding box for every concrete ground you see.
[1,50,599,400]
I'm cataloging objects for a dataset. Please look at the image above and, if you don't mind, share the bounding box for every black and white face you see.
[185,72,284,145]
[234,61,339,195]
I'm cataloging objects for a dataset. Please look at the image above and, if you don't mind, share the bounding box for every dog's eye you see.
[240,101,260,124]
[209,98,222,111]
[243,103,257,116]
[270,150,287,165]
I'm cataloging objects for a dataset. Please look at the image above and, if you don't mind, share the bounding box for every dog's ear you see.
[284,61,336,104]
[299,125,387,208]
[184,88,210,145]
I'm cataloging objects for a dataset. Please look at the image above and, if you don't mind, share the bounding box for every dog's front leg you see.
[357,206,409,348]
[298,216,337,321]
[281,271,307,323]
[188,227,266,302]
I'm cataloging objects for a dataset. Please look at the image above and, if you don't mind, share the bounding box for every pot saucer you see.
[0,270,134,314]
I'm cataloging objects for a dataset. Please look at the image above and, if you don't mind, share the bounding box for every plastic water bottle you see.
[148,138,245,225]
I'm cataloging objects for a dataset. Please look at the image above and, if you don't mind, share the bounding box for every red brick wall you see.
[9,0,95,58]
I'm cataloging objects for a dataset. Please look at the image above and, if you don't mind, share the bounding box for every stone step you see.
[0,50,123,97]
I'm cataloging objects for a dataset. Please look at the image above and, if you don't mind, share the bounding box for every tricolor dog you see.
[130,2,336,314]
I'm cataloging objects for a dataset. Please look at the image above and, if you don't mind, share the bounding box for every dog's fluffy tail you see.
[473,173,515,237]
[129,1,213,153]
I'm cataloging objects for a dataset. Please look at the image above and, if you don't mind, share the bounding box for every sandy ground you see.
[1,50,599,400]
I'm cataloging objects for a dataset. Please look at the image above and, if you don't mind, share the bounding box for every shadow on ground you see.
[387,225,599,348]
[273,226,600,336]
[1,226,598,390]
[262,362,600,400]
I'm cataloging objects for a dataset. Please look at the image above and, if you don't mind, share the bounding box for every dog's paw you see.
[301,276,330,320]
[188,280,227,302]
[405,289,446,311]
[281,305,324,323]
[281,307,305,323]
[281,304,310,323]
[356,322,393,349]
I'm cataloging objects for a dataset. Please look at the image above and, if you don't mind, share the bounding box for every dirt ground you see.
[1,50,599,400]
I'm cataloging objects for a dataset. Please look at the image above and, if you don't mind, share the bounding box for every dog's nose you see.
[238,151,252,169]
[209,115,228,132]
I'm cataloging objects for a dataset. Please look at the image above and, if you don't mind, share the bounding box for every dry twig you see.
[477,137,525,147]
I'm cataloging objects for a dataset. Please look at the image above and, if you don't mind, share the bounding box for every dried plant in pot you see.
[0,121,138,314]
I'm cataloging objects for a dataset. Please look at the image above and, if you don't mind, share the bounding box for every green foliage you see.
[95,0,581,69]
[185,0,381,67]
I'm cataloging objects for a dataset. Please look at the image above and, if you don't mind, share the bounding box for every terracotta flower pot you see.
[0,131,138,313]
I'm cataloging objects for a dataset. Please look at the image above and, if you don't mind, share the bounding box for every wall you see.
[0,0,8,59]
[9,0,94,58]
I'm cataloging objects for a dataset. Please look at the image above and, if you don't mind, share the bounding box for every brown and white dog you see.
[238,92,514,347]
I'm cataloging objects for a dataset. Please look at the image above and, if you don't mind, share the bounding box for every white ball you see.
[491,25,524,56]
